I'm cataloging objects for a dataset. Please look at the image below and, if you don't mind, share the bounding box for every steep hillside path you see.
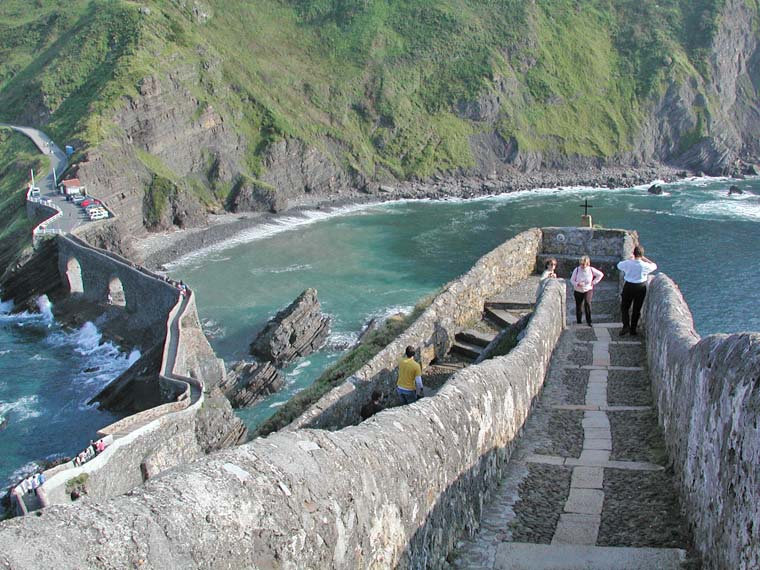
[449,281,694,569]
[0,123,82,233]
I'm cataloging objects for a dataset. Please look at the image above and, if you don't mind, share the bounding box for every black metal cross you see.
[579,199,593,216]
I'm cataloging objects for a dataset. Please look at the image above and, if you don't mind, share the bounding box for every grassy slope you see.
[0,129,48,279]
[0,1,729,175]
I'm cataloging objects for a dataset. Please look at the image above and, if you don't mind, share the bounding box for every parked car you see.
[84,203,104,213]
[88,209,109,221]
[71,194,85,204]
[80,198,101,208]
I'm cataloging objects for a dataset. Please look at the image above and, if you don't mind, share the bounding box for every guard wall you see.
[645,275,760,570]
[291,227,631,432]
[0,278,568,570]
[56,235,179,344]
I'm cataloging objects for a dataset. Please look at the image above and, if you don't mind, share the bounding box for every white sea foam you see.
[0,299,13,314]
[268,400,287,408]
[36,295,54,323]
[6,396,41,421]
[167,202,382,269]
[249,263,313,275]
[326,330,360,350]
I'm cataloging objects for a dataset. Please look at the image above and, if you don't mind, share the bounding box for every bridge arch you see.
[108,276,126,307]
[65,257,83,294]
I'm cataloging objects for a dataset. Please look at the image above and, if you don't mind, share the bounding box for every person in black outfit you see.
[360,390,383,420]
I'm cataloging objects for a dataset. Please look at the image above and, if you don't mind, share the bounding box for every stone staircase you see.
[450,279,539,362]
[448,285,695,569]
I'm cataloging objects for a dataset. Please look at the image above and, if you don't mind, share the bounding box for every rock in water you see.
[728,185,743,195]
[250,288,331,365]
[219,361,284,408]
[647,184,663,195]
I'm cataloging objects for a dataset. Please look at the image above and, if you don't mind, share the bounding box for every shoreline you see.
[137,164,688,269]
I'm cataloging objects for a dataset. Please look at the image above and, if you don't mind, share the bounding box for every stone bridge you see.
[0,228,756,570]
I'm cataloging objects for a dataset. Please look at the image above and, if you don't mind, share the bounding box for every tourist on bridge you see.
[570,255,604,327]
[541,258,558,280]
[397,346,424,404]
[617,245,657,336]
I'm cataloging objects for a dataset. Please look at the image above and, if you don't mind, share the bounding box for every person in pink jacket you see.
[570,255,604,326]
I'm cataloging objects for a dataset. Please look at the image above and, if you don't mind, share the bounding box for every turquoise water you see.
[0,303,139,489]
[168,177,760,429]
[1,176,758,487]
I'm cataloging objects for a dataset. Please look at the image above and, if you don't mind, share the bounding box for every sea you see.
[1,175,758,488]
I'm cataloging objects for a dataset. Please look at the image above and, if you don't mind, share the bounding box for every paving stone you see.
[525,454,566,466]
[583,427,611,439]
[599,470,692,549]
[607,369,652,407]
[570,467,603,490]
[552,513,600,545]
[579,450,611,463]
[588,369,608,383]
[493,543,687,569]
[582,412,610,429]
[583,438,612,451]
[609,343,646,367]
[564,488,604,515]
[585,392,607,406]
[609,410,667,464]
[509,463,573,545]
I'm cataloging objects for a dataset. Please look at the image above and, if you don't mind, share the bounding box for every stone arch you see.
[66,257,83,294]
[108,276,126,307]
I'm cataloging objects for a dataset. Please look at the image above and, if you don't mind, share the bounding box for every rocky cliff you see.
[2,1,758,259]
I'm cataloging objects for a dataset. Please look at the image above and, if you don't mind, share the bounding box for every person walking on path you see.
[541,258,558,280]
[617,245,657,336]
[570,255,604,326]
[397,346,424,405]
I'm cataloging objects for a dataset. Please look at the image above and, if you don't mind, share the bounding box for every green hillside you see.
[0,128,48,278]
[0,0,733,184]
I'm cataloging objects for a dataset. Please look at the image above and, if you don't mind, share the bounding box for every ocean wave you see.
[249,263,312,275]
[166,202,383,269]
[4,396,41,421]
[325,330,359,351]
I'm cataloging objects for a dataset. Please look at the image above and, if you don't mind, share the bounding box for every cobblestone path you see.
[449,284,695,569]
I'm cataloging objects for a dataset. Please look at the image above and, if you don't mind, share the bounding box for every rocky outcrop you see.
[250,288,331,366]
[194,388,248,451]
[228,177,286,213]
[647,184,663,195]
[219,360,284,408]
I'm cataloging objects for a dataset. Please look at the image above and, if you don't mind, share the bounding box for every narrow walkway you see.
[450,284,694,569]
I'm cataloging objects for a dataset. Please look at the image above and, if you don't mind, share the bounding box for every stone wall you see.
[0,278,568,570]
[32,237,237,510]
[56,235,180,345]
[645,275,760,570]
[288,228,543,431]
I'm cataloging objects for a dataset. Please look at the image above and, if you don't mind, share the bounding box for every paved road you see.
[0,123,84,233]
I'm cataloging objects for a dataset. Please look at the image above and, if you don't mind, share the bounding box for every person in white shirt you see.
[617,245,657,336]
[570,255,604,326]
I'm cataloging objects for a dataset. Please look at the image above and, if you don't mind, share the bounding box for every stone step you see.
[493,543,686,570]
[485,299,535,311]
[456,328,496,347]
[485,307,522,328]
[450,340,482,359]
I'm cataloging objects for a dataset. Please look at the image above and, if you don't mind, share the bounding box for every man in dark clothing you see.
[360,390,383,420]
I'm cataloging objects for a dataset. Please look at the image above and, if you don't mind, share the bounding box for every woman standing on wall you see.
[570,255,604,326]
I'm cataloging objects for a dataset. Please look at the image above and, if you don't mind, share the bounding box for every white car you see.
[88,208,109,221]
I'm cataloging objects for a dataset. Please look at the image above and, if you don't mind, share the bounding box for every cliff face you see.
[47,0,760,256]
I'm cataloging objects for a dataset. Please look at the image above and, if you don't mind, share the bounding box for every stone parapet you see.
[288,228,543,431]
[645,274,759,570]
[0,276,568,570]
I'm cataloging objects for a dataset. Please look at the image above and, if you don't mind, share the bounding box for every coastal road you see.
[0,123,83,233]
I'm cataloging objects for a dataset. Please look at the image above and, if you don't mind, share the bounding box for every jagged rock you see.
[250,288,331,366]
[357,317,380,344]
[728,185,743,195]
[647,184,663,195]
[194,387,248,451]
[228,178,286,213]
[220,361,284,408]
[742,163,758,176]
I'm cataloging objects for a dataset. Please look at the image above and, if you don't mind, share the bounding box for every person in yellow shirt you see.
[397,345,423,404]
